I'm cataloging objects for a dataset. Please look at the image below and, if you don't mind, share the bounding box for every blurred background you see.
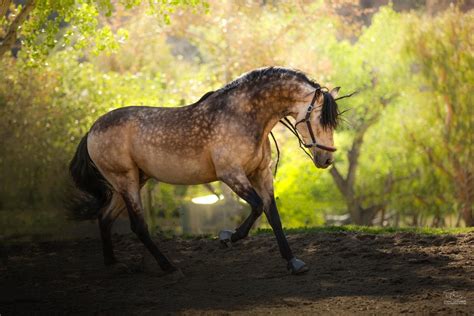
[0,0,472,240]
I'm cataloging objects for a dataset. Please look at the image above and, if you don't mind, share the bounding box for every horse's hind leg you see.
[98,192,125,265]
[217,171,265,245]
[119,179,177,273]
[226,169,275,243]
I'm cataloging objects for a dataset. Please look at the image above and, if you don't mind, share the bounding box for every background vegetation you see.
[0,0,472,239]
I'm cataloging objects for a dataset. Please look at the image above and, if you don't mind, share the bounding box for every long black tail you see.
[68,133,112,220]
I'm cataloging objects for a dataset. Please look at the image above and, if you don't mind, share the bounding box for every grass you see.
[255,225,474,236]
[1,208,472,244]
[180,225,473,240]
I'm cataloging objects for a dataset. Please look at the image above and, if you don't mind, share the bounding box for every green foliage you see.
[1,0,207,63]
[282,7,415,225]
[167,1,344,82]
[0,46,206,209]
[273,137,345,227]
[0,2,472,234]
[396,7,474,224]
[255,225,474,236]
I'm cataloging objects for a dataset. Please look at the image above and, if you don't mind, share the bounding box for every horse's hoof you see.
[287,258,309,275]
[219,229,234,248]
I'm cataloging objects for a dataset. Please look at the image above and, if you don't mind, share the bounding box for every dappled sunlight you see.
[191,194,223,205]
[1,1,472,234]
[1,1,472,314]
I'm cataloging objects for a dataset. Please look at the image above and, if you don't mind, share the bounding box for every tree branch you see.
[329,165,350,197]
[1,0,12,19]
[346,112,379,186]
[406,130,455,178]
[0,0,35,58]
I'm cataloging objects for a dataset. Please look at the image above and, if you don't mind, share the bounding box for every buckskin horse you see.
[69,66,341,275]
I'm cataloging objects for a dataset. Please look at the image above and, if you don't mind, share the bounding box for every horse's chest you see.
[244,146,268,172]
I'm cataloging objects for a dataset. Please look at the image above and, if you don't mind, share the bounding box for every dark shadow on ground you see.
[1,231,473,314]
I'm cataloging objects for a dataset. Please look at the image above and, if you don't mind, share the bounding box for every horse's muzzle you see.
[314,154,333,169]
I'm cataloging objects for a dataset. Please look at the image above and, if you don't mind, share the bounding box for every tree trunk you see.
[343,198,379,226]
[328,111,383,226]
[394,213,400,227]
[461,204,473,227]
[455,212,462,227]
[331,166,380,226]
[457,168,473,227]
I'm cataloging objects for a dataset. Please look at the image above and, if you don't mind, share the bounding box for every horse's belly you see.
[135,151,217,185]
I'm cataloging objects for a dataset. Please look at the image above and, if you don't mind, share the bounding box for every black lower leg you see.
[265,197,293,261]
[231,188,263,243]
[98,216,116,265]
[123,195,175,272]
[136,221,175,271]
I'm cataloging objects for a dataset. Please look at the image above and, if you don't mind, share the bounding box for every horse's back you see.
[87,105,219,185]
[86,101,270,187]
[90,106,168,133]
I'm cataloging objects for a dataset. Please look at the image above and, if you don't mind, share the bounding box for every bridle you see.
[278,88,337,162]
[270,87,356,176]
[294,90,337,152]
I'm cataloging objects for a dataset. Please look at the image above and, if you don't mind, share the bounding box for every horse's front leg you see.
[218,167,308,274]
[255,166,308,274]
[264,195,308,274]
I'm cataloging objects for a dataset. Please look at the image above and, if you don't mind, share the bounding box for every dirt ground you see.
[1,231,473,315]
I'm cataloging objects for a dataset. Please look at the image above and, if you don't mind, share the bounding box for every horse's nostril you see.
[326,159,333,165]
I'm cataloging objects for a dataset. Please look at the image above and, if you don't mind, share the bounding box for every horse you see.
[69,66,341,275]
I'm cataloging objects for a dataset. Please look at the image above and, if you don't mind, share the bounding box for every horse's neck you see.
[239,82,310,139]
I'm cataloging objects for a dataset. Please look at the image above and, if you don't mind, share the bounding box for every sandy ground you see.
[1,231,473,314]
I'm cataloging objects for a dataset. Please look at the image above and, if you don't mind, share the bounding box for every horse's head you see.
[294,87,340,169]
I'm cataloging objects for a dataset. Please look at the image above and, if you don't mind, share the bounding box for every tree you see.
[0,0,205,60]
[403,7,474,226]
[325,7,410,225]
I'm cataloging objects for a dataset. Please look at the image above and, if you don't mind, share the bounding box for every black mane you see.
[219,66,321,93]
[192,66,340,129]
[189,90,215,106]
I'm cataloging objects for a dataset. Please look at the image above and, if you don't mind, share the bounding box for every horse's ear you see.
[330,87,340,99]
